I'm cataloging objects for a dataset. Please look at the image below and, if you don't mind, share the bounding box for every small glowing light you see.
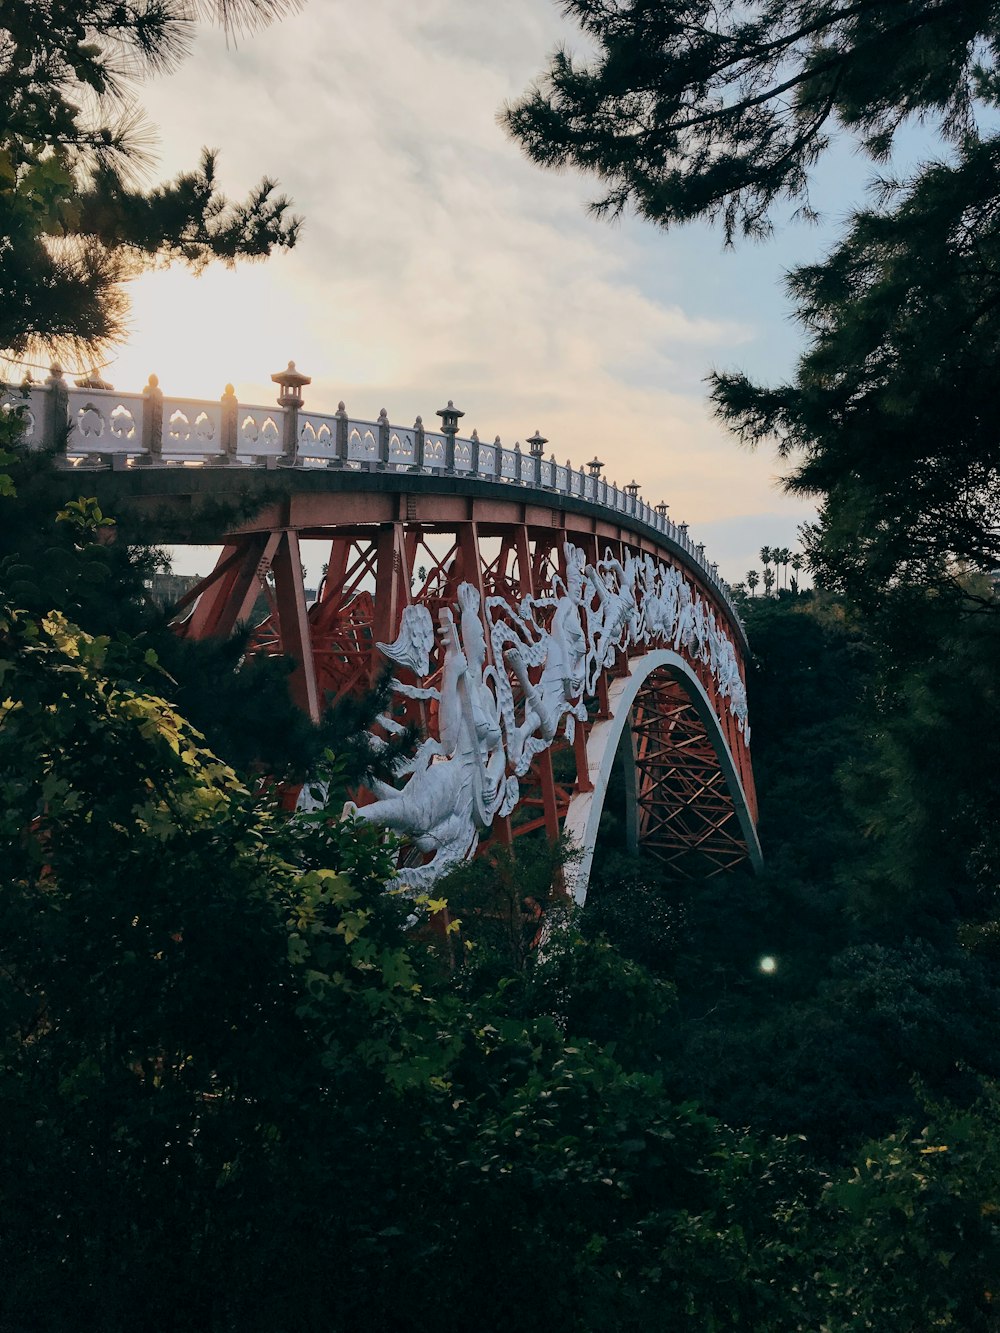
[759,955,778,974]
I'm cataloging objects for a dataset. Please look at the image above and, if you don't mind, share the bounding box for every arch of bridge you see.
[563,652,762,904]
[74,461,758,894]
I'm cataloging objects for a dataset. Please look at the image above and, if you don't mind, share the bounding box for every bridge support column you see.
[271,530,320,722]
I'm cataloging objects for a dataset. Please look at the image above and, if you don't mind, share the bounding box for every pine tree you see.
[504,0,1000,241]
[1,0,301,367]
[714,142,1000,612]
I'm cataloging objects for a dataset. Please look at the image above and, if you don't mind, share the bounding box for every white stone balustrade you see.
[1,370,737,620]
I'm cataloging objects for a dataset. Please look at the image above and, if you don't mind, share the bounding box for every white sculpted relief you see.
[348,587,517,891]
[489,548,589,778]
[377,603,436,677]
[350,541,749,892]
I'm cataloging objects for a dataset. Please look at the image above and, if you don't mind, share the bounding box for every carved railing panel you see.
[66,388,146,456]
[237,408,284,458]
[297,412,338,462]
[347,419,379,464]
[1,386,45,447]
[162,397,223,457]
[388,426,416,469]
[422,432,447,468]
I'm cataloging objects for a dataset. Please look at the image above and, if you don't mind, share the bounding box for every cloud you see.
[106,0,802,584]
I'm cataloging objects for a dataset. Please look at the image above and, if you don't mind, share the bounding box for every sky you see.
[101,0,877,585]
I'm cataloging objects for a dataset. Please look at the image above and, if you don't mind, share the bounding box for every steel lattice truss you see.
[632,675,752,879]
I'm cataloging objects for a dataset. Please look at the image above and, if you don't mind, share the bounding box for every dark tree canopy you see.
[0,0,301,367]
[504,0,1000,239]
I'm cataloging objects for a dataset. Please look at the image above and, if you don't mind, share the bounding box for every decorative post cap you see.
[587,455,604,477]
[710,562,718,577]
[436,400,464,433]
[75,369,114,390]
[625,478,641,497]
[678,522,689,536]
[527,429,548,458]
[271,360,311,408]
[696,542,706,558]
[655,500,669,516]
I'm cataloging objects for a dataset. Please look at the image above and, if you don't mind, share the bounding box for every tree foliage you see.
[4,457,1000,1329]
[0,0,301,365]
[714,139,1000,609]
[504,0,1000,240]
[0,586,819,1333]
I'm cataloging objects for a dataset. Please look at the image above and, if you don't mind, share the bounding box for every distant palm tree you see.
[763,566,775,597]
[759,546,773,594]
[746,569,760,597]
[790,552,804,594]
[777,547,792,589]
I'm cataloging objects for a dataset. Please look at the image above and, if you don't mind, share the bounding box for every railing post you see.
[141,374,163,462]
[377,407,390,470]
[221,383,238,462]
[409,415,426,471]
[44,363,69,450]
[332,401,348,467]
[514,441,523,484]
[470,427,480,476]
[272,360,310,464]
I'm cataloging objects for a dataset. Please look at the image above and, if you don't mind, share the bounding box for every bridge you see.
[4,362,762,899]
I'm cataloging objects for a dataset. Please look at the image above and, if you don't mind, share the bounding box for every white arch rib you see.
[563,650,763,905]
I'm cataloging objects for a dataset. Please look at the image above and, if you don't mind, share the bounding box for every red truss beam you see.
[631,674,751,878]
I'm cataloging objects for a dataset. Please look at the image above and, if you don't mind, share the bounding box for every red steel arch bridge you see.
[5,363,762,899]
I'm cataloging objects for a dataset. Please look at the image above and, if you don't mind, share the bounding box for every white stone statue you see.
[488,551,588,776]
[584,551,638,691]
[377,603,436,676]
